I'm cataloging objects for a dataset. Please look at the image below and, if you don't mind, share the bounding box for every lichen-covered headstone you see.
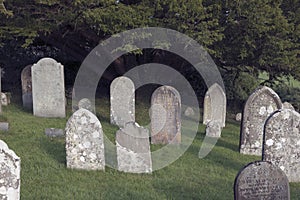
[21,65,33,110]
[65,108,105,170]
[150,86,181,144]
[78,98,95,113]
[110,76,135,127]
[0,140,21,200]
[282,102,294,110]
[234,161,290,200]
[263,109,300,182]
[240,86,282,155]
[203,83,226,127]
[116,122,152,173]
[32,58,66,118]
[205,120,222,137]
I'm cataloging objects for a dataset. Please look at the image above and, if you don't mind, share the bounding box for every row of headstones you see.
[239,86,300,183]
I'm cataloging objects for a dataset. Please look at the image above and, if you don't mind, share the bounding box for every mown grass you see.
[0,99,299,199]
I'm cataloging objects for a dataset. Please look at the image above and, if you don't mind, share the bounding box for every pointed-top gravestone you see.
[240,86,282,155]
[116,122,152,173]
[0,140,21,200]
[234,161,290,200]
[150,85,181,144]
[65,108,105,170]
[21,65,33,110]
[203,83,226,127]
[32,58,66,118]
[263,109,300,182]
[110,76,135,128]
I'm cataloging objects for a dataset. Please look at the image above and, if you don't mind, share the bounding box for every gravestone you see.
[21,65,33,110]
[45,128,64,137]
[184,107,195,117]
[203,83,226,127]
[282,102,294,110]
[78,98,94,113]
[205,120,222,137]
[234,161,290,200]
[65,108,105,170]
[116,122,152,173]
[1,93,8,106]
[110,76,135,127]
[240,86,282,155]
[263,109,300,182]
[0,140,21,200]
[235,113,242,122]
[32,58,66,118]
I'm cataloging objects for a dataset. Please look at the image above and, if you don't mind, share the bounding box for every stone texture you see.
[203,83,226,127]
[263,109,300,182]
[45,128,64,137]
[78,98,94,113]
[21,65,33,110]
[65,108,105,170]
[240,86,282,155]
[1,93,8,106]
[0,123,9,131]
[205,120,222,137]
[184,107,195,117]
[116,122,152,173]
[234,161,290,200]
[110,76,135,127]
[0,140,21,200]
[150,86,181,144]
[235,113,242,122]
[282,102,294,110]
[32,58,66,118]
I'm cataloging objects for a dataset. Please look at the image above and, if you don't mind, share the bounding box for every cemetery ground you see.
[0,98,300,199]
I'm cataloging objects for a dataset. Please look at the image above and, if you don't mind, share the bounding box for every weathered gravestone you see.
[263,109,300,182]
[116,122,152,173]
[282,102,295,110]
[1,93,9,106]
[0,140,21,200]
[234,161,290,200]
[150,86,181,144]
[240,86,282,155]
[78,98,95,113]
[32,58,66,118]
[21,65,33,110]
[65,108,105,170]
[110,76,135,127]
[45,128,64,137]
[235,113,242,122]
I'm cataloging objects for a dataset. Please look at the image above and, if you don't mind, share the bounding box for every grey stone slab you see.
[65,108,105,170]
[110,76,135,128]
[32,58,66,118]
[263,109,300,182]
[203,83,226,127]
[116,122,152,173]
[240,86,282,155]
[21,65,33,110]
[234,161,290,200]
[0,122,9,131]
[150,86,181,144]
[0,140,21,200]
[45,128,64,137]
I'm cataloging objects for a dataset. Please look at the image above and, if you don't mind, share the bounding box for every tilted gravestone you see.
[240,86,282,155]
[116,122,152,173]
[0,140,21,200]
[263,109,300,182]
[234,161,290,200]
[32,58,66,118]
[110,76,135,127]
[150,85,181,144]
[21,65,33,110]
[65,108,105,170]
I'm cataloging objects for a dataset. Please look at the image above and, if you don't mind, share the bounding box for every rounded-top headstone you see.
[240,86,282,155]
[234,161,290,200]
[78,98,95,113]
[110,76,135,128]
[263,108,300,182]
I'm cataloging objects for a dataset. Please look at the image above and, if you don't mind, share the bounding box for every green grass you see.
[0,100,299,199]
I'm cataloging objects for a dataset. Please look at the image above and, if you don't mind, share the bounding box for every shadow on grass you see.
[40,137,66,165]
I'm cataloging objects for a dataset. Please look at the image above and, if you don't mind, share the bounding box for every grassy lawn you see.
[0,99,299,199]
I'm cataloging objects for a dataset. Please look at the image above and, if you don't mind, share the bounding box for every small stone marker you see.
[110,76,135,127]
[0,122,9,131]
[0,140,21,200]
[150,85,181,144]
[45,128,64,137]
[78,98,94,113]
[235,113,242,122]
[21,65,33,110]
[65,108,105,170]
[203,83,226,127]
[234,161,290,200]
[240,86,282,155]
[116,122,152,173]
[263,109,300,182]
[32,58,66,118]
[1,93,8,106]
[205,120,222,137]
[282,102,294,110]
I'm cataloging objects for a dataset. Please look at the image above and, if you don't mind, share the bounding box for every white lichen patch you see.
[266,139,274,146]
